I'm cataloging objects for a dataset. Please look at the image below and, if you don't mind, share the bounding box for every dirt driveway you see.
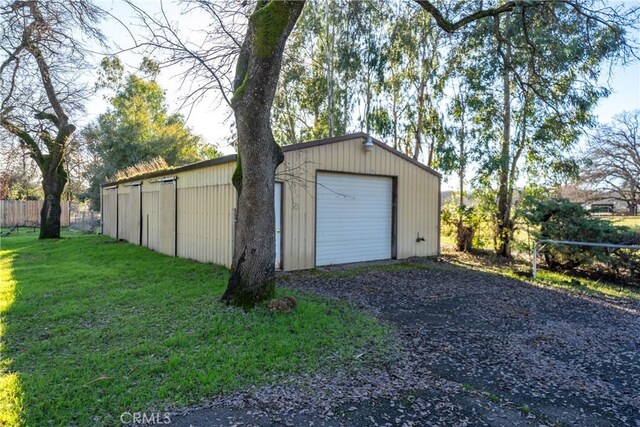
[171,260,640,426]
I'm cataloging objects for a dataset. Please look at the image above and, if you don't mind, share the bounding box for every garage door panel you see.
[316,173,392,266]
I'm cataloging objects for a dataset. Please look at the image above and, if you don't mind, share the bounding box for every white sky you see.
[87,1,640,177]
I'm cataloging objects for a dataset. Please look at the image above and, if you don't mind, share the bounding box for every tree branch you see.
[415,0,521,33]
[19,1,69,128]
[0,117,44,164]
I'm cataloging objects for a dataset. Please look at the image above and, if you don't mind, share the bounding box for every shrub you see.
[441,199,493,251]
[522,197,639,279]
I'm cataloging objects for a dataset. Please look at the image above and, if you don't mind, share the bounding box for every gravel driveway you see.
[171,260,640,427]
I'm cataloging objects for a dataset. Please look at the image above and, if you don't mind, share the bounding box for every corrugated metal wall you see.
[129,185,141,245]
[158,181,176,256]
[102,135,440,271]
[175,162,236,267]
[141,183,160,251]
[117,186,130,241]
[277,137,439,270]
[102,188,118,239]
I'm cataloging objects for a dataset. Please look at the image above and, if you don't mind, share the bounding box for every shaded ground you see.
[0,233,389,426]
[171,260,640,427]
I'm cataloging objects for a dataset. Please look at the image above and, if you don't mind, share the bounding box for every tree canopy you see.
[84,60,218,208]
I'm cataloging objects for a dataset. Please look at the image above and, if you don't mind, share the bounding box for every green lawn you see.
[0,231,393,426]
[606,216,640,230]
[442,248,640,300]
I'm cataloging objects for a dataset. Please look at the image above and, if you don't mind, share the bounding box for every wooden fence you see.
[0,200,71,227]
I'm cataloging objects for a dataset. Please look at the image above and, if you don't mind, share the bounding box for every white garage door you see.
[316,172,392,266]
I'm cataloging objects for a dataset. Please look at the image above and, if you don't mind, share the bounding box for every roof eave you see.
[102,132,442,186]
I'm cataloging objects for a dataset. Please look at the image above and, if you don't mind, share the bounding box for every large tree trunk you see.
[221,0,304,309]
[40,160,68,239]
[0,119,74,240]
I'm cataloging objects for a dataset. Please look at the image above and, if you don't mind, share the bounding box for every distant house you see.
[101,133,442,271]
[582,198,637,215]
[557,185,637,215]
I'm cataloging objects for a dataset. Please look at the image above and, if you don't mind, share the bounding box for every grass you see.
[440,216,640,300]
[606,216,640,230]
[0,231,393,426]
[441,248,640,301]
[532,269,640,299]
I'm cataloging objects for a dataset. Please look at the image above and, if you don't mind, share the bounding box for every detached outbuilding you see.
[101,133,441,271]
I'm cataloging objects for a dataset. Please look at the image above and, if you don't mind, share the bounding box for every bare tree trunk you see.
[325,0,334,137]
[392,77,399,150]
[221,0,304,309]
[414,79,426,160]
[427,134,435,167]
[496,14,512,258]
[456,96,467,251]
[0,1,81,239]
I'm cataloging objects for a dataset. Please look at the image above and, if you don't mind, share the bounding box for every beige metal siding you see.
[277,138,439,270]
[175,163,236,267]
[101,135,439,271]
[102,188,118,239]
[129,185,141,245]
[176,185,236,267]
[141,182,160,251]
[117,186,130,241]
[158,181,176,256]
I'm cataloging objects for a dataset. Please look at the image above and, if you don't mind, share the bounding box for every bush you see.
[441,199,493,251]
[609,232,640,279]
[522,197,640,279]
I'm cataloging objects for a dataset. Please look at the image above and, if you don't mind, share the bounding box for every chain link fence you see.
[68,204,101,233]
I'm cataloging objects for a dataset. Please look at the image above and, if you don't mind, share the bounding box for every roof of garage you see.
[102,132,442,187]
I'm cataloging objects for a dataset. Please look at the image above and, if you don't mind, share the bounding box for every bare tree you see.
[0,0,104,238]
[128,0,303,307]
[126,0,248,114]
[583,110,640,215]
[130,0,639,307]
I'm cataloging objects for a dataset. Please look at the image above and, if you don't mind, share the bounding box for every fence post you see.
[532,242,538,279]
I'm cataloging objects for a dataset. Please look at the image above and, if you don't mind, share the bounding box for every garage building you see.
[101,133,441,271]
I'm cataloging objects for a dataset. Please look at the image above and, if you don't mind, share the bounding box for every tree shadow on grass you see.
[0,234,393,426]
